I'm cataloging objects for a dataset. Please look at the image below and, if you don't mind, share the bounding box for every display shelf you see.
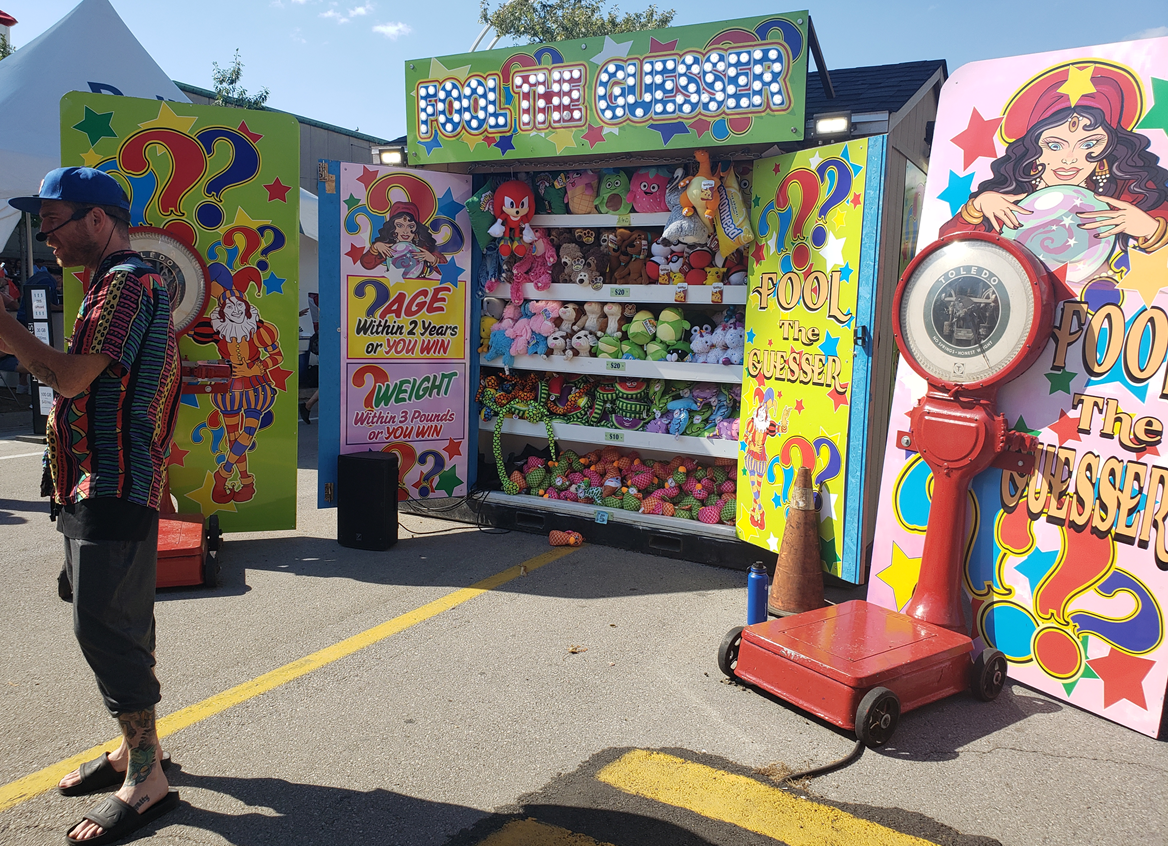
[482,416,739,459]
[530,212,670,227]
[482,490,738,539]
[516,282,748,305]
[479,354,742,383]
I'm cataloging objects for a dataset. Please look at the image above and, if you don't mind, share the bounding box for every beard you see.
[52,233,105,270]
[211,305,259,342]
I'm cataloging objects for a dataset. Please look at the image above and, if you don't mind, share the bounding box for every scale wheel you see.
[972,648,1008,701]
[202,551,220,589]
[856,687,900,748]
[206,514,222,552]
[718,626,744,678]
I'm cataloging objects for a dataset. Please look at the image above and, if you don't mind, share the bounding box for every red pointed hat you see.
[387,201,421,221]
[999,60,1144,144]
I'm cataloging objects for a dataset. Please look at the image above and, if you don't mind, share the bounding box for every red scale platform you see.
[735,600,973,732]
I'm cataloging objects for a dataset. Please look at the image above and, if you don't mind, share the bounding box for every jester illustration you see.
[941,60,1168,282]
[743,387,789,529]
[359,200,446,278]
[190,267,282,504]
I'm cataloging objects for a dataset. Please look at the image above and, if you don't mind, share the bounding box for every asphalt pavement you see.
[0,417,1164,846]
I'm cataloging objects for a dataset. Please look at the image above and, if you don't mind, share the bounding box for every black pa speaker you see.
[337,452,399,550]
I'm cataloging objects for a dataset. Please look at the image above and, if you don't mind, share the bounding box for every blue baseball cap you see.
[8,167,130,215]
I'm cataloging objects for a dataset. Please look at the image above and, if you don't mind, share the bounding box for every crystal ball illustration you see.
[1001,185,1114,284]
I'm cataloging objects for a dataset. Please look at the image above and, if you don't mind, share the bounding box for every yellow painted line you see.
[476,819,614,846]
[0,547,577,813]
[597,749,937,846]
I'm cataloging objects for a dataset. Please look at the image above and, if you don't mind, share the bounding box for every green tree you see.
[479,0,674,44]
[0,33,12,60]
[211,50,270,110]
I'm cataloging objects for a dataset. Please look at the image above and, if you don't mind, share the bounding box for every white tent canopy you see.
[0,0,191,249]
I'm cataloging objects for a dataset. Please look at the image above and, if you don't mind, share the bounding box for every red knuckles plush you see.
[488,180,537,256]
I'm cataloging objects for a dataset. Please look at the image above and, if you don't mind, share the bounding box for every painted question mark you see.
[414,449,447,497]
[221,225,264,268]
[812,158,853,250]
[345,207,386,247]
[428,216,464,255]
[351,364,390,410]
[353,278,391,319]
[256,224,286,273]
[381,442,418,501]
[195,127,261,230]
[774,168,820,272]
[117,128,208,220]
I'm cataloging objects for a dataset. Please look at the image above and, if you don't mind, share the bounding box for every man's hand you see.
[0,308,110,397]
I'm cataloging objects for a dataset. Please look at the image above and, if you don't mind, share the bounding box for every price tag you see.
[616,213,632,227]
[595,510,610,524]
[603,430,625,442]
[609,287,631,298]
[31,289,48,320]
[711,282,724,304]
[38,385,54,415]
[674,282,688,303]
[33,323,50,344]
[604,360,626,372]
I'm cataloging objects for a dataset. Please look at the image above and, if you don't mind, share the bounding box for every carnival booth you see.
[318,12,945,584]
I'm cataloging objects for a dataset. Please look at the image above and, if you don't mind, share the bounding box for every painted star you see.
[442,438,464,459]
[1058,64,1097,108]
[649,36,679,52]
[1013,415,1041,436]
[772,162,783,175]
[262,271,286,295]
[463,133,486,153]
[483,134,497,147]
[753,195,760,208]
[850,192,862,209]
[1015,546,1060,596]
[818,331,839,358]
[820,488,840,522]
[751,241,767,264]
[771,492,783,510]
[839,262,853,283]
[547,128,577,155]
[808,151,823,169]
[591,34,634,66]
[72,107,118,147]
[80,148,108,168]
[819,534,840,567]
[648,122,690,146]
[839,145,864,177]
[1086,648,1155,709]
[438,258,464,287]
[1047,409,1083,444]
[166,443,190,468]
[1120,247,1168,307]
[766,532,780,552]
[420,134,444,156]
[582,124,606,149]
[689,117,712,138]
[1137,77,1168,135]
[938,170,977,217]
[264,178,292,203]
[267,365,294,392]
[831,208,848,229]
[437,188,463,220]
[745,328,756,344]
[428,56,472,82]
[356,166,380,191]
[819,230,847,270]
[951,108,1003,170]
[344,193,362,212]
[237,120,264,143]
[137,102,197,132]
[183,470,238,516]
[494,132,517,156]
[828,382,849,412]
[345,243,368,265]
[877,542,923,612]
[435,466,464,497]
[794,399,804,414]
[1045,368,1078,395]
[227,207,270,229]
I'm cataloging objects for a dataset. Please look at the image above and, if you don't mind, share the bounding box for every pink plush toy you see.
[511,227,558,300]
[528,300,561,338]
[506,317,533,357]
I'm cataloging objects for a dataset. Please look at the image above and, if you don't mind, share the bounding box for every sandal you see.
[58,752,172,797]
[66,789,180,846]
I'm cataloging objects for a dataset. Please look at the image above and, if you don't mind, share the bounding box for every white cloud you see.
[373,21,410,38]
[1127,26,1168,39]
[270,0,285,7]
[348,3,374,16]
[290,27,307,43]
[321,7,351,22]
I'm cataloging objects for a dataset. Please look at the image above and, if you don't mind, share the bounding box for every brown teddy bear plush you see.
[582,245,609,290]
[557,243,586,285]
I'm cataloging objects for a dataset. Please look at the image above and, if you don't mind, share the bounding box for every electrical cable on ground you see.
[776,739,865,785]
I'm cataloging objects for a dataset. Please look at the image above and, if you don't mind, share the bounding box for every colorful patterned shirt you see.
[47,250,180,510]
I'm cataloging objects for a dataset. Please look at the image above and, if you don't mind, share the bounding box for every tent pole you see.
[21,212,33,281]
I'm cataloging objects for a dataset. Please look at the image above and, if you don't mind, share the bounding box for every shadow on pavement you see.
[0,496,43,524]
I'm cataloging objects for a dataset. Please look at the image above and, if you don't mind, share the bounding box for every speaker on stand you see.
[337,452,399,550]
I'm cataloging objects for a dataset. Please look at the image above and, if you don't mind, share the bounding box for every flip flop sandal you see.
[58,752,173,797]
[66,789,180,846]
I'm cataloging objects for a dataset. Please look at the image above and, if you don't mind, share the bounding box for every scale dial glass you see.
[129,228,208,337]
[899,240,1035,385]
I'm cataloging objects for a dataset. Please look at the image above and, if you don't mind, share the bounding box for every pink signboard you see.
[869,36,1168,736]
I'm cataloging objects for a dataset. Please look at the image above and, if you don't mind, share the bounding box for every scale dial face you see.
[898,239,1036,386]
[129,227,209,337]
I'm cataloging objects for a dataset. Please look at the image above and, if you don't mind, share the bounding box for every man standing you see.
[3,168,181,844]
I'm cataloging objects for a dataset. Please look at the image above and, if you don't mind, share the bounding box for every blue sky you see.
[9,1,1167,142]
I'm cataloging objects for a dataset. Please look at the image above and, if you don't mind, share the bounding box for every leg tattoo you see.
[117,709,158,787]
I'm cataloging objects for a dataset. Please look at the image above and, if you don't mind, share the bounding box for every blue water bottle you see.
[747,562,769,625]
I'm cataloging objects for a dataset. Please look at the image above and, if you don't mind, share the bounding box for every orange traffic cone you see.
[768,466,826,616]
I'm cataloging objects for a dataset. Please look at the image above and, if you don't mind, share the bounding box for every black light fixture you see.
[813,110,852,138]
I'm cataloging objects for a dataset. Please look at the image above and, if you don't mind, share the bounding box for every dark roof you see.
[805,59,947,117]
[173,82,393,145]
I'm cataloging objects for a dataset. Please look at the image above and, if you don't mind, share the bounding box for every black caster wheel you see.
[856,687,900,748]
[972,648,1008,701]
[202,551,220,589]
[718,626,744,678]
[205,514,222,552]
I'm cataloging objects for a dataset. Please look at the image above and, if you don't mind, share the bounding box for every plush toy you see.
[573,227,598,246]
[465,178,503,250]
[714,159,755,257]
[484,324,515,370]
[506,314,533,357]
[596,334,622,358]
[582,245,609,290]
[724,250,748,285]
[528,300,560,340]
[705,265,727,286]
[557,302,581,332]
[613,229,650,286]
[643,339,669,361]
[571,329,597,357]
[683,247,714,286]
[557,243,586,285]
[620,339,647,360]
[602,302,627,338]
[626,310,657,346]
[547,329,570,358]
[646,237,685,282]
[478,241,504,295]
[679,150,720,232]
[565,171,598,215]
[689,326,715,363]
[578,301,606,335]
[661,167,711,246]
[656,307,691,346]
[595,169,633,215]
[528,331,550,358]
[511,228,558,297]
[626,167,670,213]
[722,324,745,366]
[488,180,537,257]
[534,172,568,215]
[479,315,498,353]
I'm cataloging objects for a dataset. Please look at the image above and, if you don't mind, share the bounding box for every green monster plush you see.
[596,334,622,359]
[644,339,670,361]
[620,339,647,360]
[626,310,657,346]
[655,307,691,345]
[465,178,505,248]
[594,169,633,215]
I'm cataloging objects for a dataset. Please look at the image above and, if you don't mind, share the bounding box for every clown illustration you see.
[743,388,789,529]
[359,200,446,278]
[941,61,1168,283]
[190,271,282,504]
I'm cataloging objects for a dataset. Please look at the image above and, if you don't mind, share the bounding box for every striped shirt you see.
[47,250,180,510]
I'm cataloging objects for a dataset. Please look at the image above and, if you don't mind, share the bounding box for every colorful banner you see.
[404,13,808,165]
[339,163,472,499]
[868,38,1168,736]
[60,93,300,532]
[738,139,869,579]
